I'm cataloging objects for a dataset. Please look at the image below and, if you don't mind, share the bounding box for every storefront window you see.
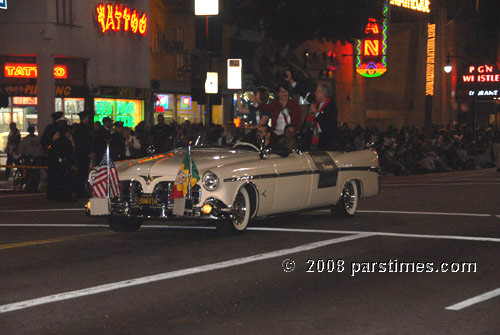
[94,98,143,128]
[175,94,199,124]
[154,94,175,124]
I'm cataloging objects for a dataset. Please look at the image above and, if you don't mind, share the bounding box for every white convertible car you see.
[87,144,380,233]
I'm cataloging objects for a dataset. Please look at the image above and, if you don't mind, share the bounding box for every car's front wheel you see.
[108,216,143,232]
[216,187,251,234]
[331,180,358,218]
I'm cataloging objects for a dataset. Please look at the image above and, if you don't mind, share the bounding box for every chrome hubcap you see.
[343,182,356,212]
[232,193,247,226]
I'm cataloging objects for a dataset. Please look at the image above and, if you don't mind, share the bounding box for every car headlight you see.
[203,172,219,191]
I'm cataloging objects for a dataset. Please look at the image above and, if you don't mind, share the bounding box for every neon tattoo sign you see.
[4,63,68,79]
[96,3,148,36]
[356,0,389,78]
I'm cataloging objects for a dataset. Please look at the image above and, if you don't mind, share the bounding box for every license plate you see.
[138,196,157,205]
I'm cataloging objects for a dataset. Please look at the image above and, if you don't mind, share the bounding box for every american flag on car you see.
[92,153,120,198]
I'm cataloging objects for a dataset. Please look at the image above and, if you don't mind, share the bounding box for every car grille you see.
[153,182,201,205]
[116,180,143,203]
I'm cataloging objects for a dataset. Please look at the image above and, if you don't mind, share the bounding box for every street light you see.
[195,0,219,126]
[444,55,453,74]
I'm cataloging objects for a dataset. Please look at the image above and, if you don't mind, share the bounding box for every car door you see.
[305,151,340,208]
[271,152,313,213]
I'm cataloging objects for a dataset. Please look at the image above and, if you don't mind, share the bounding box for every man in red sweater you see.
[255,82,301,136]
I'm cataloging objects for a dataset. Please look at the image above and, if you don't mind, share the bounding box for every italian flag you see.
[171,150,199,199]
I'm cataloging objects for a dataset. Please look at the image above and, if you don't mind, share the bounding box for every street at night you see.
[2,0,500,334]
[1,169,499,334]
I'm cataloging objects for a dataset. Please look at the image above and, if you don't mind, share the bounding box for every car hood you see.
[115,147,260,180]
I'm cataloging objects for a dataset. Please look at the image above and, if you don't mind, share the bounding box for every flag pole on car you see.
[187,141,192,201]
[106,143,110,200]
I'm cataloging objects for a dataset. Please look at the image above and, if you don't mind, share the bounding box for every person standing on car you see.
[256,82,301,136]
[3,122,21,180]
[303,84,339,150]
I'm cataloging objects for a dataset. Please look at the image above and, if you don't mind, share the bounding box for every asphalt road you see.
[0,169,499,334]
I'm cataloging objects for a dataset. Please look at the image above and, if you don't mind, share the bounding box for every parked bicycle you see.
[13,155,41,192]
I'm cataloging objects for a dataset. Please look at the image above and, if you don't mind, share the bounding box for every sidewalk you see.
[0,170,48,193]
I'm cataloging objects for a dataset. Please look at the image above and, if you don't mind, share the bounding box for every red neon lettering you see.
[95,3,147,35]
[462,75,475,82]
[114,4,123,31]
[131,10,139,33]
[96,4,106,33]
[4,66,15,76]
[469,66,475,74]
[477,65,493,73]
[105,4,116,31]
[138,13,148,36]
[123,7,131,31]
[4,64,67,79]
[477,74,500,82]
[365,18,379,34]
[53,66,67,79]
[364,40,379,56]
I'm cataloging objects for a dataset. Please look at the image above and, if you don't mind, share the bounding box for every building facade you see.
[0,0,151,146]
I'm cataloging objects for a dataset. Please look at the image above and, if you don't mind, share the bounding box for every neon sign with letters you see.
[94,98,143,128]
[96,3,148,36]
[425,23,436,96]
[390,0,430,13]
[462,65,500,83]
[4,63,68,79]
[356,0,389,78]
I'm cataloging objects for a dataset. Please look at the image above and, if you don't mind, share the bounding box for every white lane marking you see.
[312,209,494,218]
[445,288,500,311]
[245,227,500,243]
[0,233,373,314]
[357,210,491,217]
[382,182,500,187]
[2,223,499,244]
[0,193,45,198]
[0,208,84,213]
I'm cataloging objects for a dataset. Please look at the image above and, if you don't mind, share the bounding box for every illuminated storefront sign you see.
[469,90,499,97]
[155,94,169,112]
[4,63,68,79]
[1,84,84,97]
[205,72,218,94]
[94,98,143,128]
[13,96,37,105]
[462,65,500,83]
[180,96,192,110]
[96,3,148,36]
[390,0,430,13]
[425,23,435,96]
[356,1,389,78]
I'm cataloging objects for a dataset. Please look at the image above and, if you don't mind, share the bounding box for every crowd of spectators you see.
[338,123,500,176]
[3,110,500,199]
